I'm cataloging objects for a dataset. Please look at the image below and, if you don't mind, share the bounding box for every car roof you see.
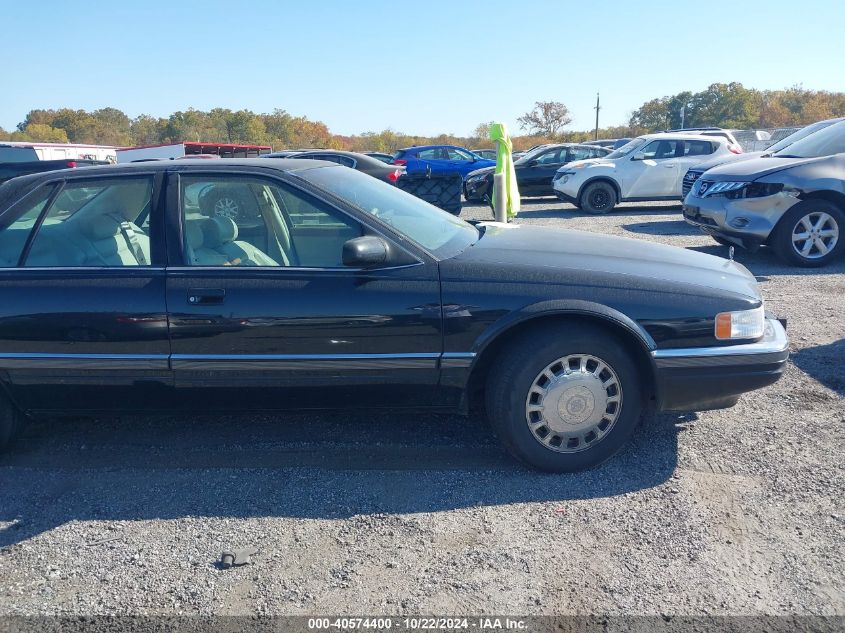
[2,158,333,185]
[636,132,728,143]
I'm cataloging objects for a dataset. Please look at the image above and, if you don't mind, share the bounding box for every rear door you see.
[164,168,443,411]
[672,140,717,196]
[0,172,171,413]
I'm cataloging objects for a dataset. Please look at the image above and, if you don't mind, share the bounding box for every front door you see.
[164,170,443,411]
[624,139,683,199]
[0,173,171,412]
[519,147,568,195]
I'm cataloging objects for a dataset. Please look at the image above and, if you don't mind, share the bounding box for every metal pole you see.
[493,172,506,223]
[594,93,600,141]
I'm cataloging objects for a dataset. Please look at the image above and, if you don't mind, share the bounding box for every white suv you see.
[552,133,738,213]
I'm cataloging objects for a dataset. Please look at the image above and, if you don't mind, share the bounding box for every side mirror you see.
[342,235,388,268]
[526,159,538,166]
[632,152,645,161]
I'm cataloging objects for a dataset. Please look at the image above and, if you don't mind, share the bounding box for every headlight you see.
[553,172,571,183]
[699,181,785,199]
[715,306,765,340]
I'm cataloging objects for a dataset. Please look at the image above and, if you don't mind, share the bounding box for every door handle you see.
[187,288,225,305]
[663,163,677,168]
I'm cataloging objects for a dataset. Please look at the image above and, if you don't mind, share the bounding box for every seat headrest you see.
[77,215,121,241]
[201,217,238,248]
[185,222,204,250]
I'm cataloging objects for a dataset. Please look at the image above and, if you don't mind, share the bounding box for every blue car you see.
[392,145,495,179]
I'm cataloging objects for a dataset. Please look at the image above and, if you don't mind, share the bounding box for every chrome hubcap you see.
[792,212,839,259]
[214,198,240,219]
[525,354,622,453]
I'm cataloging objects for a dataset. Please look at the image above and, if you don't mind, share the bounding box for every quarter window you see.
[0,185,55,267]
[180,176,362,268]
[685,140,716,156]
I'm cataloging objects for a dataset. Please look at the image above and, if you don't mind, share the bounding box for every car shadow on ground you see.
[0,410,688,548]
[622,219,701,237]
[791,339,845,396]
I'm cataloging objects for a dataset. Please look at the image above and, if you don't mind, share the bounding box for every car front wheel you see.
[579,182,617,214]
[772,200,844,267]
[486,323,643,472]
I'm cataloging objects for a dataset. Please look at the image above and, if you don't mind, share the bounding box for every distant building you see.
[117,142,272,163]
[0,141,118,163]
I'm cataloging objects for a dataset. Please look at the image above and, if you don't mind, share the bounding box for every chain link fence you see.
[733,127,801,152]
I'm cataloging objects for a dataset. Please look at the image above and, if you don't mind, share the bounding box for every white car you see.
[552,133,739,213]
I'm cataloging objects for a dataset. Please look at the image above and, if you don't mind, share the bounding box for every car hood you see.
[455,223,761,301]
[689,151,763,172]
[466,165,496,178]
[701,155,826,182]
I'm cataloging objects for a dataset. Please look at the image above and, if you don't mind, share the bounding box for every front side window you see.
[1,177,154,268]
[535,148,564,165]
[181,175,362,268]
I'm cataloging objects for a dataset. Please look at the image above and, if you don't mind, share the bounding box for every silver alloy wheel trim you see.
[525,353,623,453]
[791,211,839,260]
[214,197,240,219]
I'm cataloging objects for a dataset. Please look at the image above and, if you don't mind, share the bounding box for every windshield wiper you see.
[772,154,803,158]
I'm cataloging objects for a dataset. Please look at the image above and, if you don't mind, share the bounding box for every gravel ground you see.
[0,198,843,617]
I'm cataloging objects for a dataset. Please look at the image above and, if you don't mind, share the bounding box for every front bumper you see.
[682,189,800,249]
[552,179,580,204]
[653,318,789,411]
[464,177,491,201]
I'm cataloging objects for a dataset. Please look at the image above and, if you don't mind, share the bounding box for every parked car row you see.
[465,143,611,202]
[552,133,737,213]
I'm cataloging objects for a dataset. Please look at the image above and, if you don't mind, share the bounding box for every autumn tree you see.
[517,101,572,138]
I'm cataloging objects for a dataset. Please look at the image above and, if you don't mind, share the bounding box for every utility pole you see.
[594,93,600,140]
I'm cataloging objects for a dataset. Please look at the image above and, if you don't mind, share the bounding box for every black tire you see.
[0,389,24,453]
[579,181,618,214]
[771,200,844,267]
[485,322,644,473]
[200,187,252,221]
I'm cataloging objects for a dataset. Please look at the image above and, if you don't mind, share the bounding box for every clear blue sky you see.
[4,0,844,136]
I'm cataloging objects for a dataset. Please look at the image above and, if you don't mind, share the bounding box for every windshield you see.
[604,138,645,159]
[299,165,479,259]
[768,119,843,155]
[773,119,845,159]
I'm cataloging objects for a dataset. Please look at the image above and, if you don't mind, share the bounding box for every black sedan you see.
[0,160,788,471]
[464,143,611,202]
[290,150,404,184]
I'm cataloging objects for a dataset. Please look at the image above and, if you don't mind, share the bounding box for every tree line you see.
[1,83,843,154]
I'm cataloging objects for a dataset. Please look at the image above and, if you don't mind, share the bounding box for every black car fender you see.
[461,299,660,405]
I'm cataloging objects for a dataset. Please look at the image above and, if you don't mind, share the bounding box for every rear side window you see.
[16,177,154,268]
[685,140,715,156]
[0,185,55,267]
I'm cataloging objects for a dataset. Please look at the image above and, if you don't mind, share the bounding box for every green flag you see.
[489,122,520,219]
